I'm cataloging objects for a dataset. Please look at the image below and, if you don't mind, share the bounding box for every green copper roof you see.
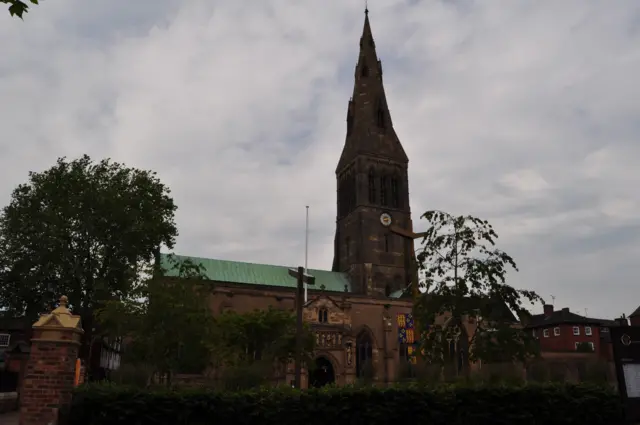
[159,253,352,293]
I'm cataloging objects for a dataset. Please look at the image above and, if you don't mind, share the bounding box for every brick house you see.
[527,304,620,360]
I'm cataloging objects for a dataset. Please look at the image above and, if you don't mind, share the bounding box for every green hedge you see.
[68,383,623,425]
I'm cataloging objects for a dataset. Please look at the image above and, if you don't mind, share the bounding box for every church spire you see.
[336,10,408,173]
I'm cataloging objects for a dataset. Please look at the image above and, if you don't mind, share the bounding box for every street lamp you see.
[288,266,315,389]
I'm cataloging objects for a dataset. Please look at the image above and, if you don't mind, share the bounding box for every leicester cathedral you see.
[159,10,452,387]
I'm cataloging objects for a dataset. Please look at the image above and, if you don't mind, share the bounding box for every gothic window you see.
[339,170,357,216]
[356,331,374,378]
[346,172,353,212]
[399,343,409,362]
[350,172,357,211]
[338,178,345,217]
[345,236,351,259]
[368,169,376,204]
[384,234,389,252]
[318,308,328,323]
[391,177,400,208]
[380,176,388,206]
[347,111,353,136]
[384,284,391,297]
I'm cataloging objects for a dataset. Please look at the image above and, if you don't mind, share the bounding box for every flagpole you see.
[304,206,309,303]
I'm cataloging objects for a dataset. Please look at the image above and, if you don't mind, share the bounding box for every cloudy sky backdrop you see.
[2,0,639,319]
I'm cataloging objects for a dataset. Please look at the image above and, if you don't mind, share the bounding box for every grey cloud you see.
[1,0,639,319]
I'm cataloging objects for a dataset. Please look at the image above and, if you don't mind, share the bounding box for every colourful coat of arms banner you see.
[397,313,418,364]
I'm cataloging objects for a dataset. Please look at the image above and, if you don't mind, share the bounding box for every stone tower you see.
[332,10,414,297]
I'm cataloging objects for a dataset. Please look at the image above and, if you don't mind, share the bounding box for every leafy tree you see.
[3,0,38,19]
[210,307,315,388]
[575,342,594,353]
[96,255,211,385]
[415,210,541,372]
[0,155,178,371]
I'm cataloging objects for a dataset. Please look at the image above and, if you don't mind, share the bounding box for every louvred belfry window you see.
[368,169,376,203]
[391,177,400,208]
[380,176,388,206]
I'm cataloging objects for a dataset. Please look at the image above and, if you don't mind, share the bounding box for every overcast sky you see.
[1,0,639,320]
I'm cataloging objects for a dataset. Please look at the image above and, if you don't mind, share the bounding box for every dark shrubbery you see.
[69,382,622,425]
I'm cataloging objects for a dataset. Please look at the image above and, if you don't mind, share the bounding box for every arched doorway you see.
[310,356,335,388]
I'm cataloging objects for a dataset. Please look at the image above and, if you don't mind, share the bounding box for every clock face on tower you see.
[380,213,392,227]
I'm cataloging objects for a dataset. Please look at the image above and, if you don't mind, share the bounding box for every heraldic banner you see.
[397,313,418,364]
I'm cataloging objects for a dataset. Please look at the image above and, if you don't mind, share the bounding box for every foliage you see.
[2,0,37,18]
[581,360,611,385]
[108,363,155,389]
[415,210,542,367]
[576,342,595,353]
[96,255,211,383]
[210,307,315,373]
[69,382,623,425]
[218,362,273,391]
[0,155,177,322]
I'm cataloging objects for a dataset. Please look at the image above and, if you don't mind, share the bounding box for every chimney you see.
[616,316,629,327]
[561,307,569,313]
[543,304,554,317]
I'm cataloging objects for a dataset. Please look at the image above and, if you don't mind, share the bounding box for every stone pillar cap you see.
[33,295,82,330]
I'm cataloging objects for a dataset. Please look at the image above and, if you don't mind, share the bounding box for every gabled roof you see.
[159,253,352,294]
[630,305,640,318]
[527,308,603,328]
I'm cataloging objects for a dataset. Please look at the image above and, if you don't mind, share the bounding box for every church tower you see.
[332,10,414,297]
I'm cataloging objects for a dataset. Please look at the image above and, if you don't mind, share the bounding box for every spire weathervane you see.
[365,0,368,14]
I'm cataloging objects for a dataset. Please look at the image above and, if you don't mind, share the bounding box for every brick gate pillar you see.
[19,296,84,425]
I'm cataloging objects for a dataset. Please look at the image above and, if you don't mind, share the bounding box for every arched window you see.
[380,176,388,206]
[356,331,374,378]
[337,178,344,217]
[391,177,400,208]
[346,111,353,136]
[384,284,391,297]
[349,171,357,212]
[345,236,351,259]
[384,234,390,252]
[368,169,376,204]
[318,308,328,323]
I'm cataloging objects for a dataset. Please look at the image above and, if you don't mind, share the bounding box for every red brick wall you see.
[533,324,601,353]
[20,341,79,425]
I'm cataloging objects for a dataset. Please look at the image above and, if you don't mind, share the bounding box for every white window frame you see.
[573,326,580,336]
[553,327,560,336]
[543,329,549,338]
[585,326,592,336]
[0,333,10,348]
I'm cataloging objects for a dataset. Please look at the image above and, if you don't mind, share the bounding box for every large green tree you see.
[0,155,178,368]
[96,255,212,384]
[210,307,315,390]
[3,0,38,19]
[415,210,541,372]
